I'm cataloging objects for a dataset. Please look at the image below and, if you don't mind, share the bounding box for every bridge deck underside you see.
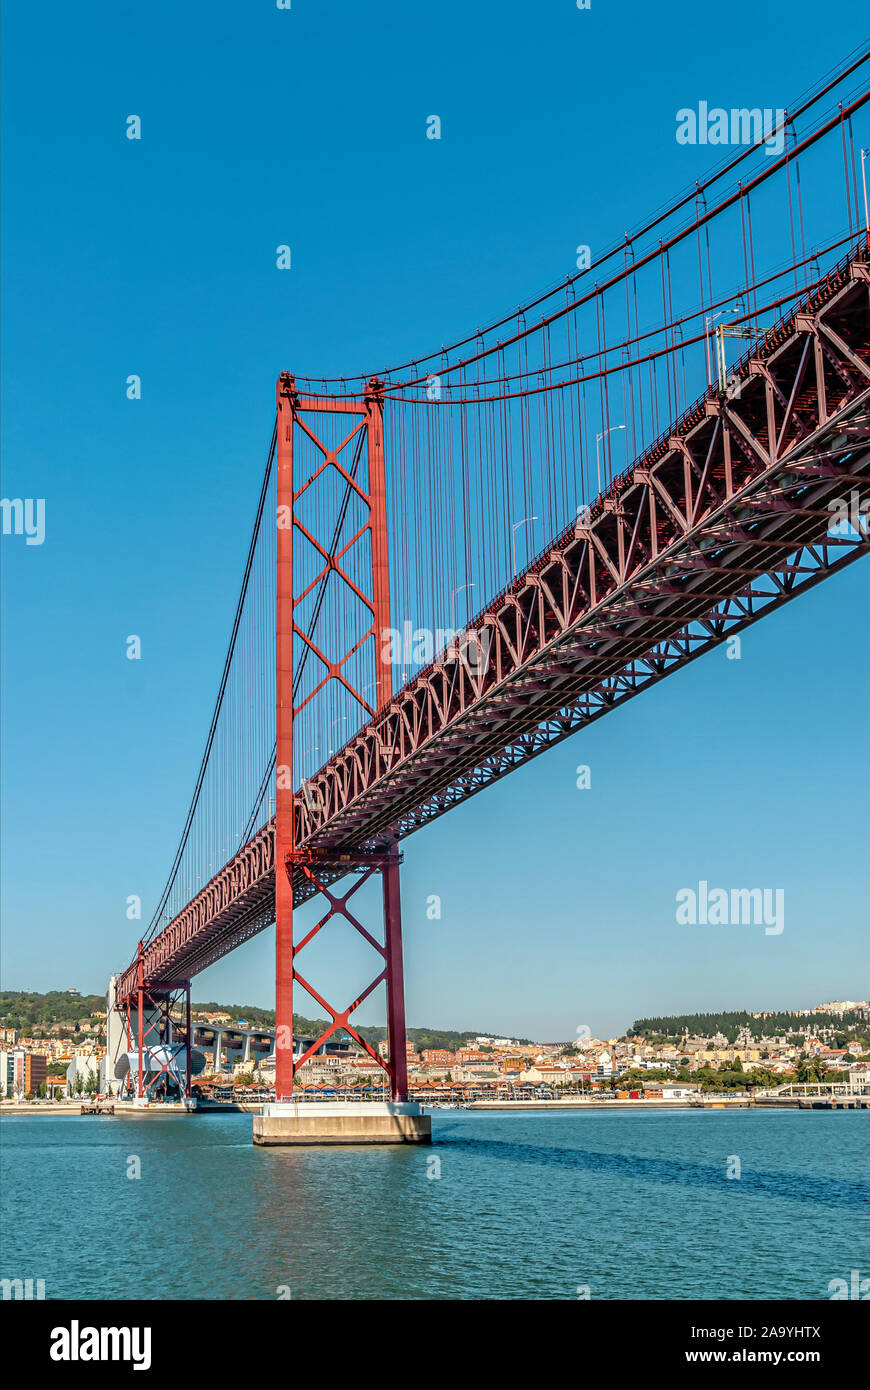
[117,249,870,1002]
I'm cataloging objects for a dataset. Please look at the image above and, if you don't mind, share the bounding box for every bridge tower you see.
[265,372,429,1143]
[107,962,195,1106]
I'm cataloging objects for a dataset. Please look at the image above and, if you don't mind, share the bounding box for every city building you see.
[0,1049,47,1097]
[421,1049,454,1065]
[66,1055,102,1095]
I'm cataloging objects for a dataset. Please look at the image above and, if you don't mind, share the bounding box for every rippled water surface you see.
[2,1109,867,1299]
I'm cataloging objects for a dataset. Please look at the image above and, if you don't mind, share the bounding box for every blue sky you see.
[2,0,867,1038]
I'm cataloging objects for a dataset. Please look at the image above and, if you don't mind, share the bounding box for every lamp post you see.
[595,424,625,495]
[510,517,537,580]
[862,149,870,235]
[705,308,740,386]
[328,717,347,759]
[450,582,475,634]
[715,323,754,395]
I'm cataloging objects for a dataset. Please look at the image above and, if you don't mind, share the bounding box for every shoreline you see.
[3,1096,867,1117]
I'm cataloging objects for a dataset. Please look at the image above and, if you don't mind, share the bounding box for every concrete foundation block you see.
[253,1100,431,1145]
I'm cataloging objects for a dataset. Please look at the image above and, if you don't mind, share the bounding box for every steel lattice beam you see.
[116,245,870,1004]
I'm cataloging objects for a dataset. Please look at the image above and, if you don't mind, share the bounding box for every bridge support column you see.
[275,374,295,1101]
[184,983,192,1100]
[117,975,196,1105]
[383,852,409,1104]
[136,942,145,1099]
[105,976,128,1098]
[256,846,429,1144]
[268,373,427,1139]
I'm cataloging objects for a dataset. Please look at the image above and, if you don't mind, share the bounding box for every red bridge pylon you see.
[125,945,192,1101]
[274,373,409,1101]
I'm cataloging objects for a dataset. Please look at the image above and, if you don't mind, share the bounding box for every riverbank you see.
[0,1096,751,1116]
[465,1097,753,1110]
[4,1094,867,1117]
[1,1102,84,1115]
[0,1101,195,1117]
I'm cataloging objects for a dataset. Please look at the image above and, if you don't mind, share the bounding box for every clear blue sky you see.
[2,1,867,1038]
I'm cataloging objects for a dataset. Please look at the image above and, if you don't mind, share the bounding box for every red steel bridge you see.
[115,52,870,1104]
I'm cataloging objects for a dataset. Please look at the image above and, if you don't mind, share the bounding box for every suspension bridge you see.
[107,50,870,1141]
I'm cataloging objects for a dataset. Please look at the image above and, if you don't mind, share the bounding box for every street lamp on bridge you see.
[595,424,625,496]
[705,308,740,387]
[511,518,537,581]
[328,717,347,758]
[451,582,475,633]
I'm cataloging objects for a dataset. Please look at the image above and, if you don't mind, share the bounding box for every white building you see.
[595,1049,614,1078]
[66,1055,101,1095]
[0,1050,22,1097]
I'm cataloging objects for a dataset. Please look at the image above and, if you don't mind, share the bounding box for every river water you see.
[1,1108,866,1300]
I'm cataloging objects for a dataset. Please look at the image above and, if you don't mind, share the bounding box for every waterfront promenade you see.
[4,1084,868,1118]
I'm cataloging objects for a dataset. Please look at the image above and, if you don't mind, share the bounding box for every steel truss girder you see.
[118,244,870,998]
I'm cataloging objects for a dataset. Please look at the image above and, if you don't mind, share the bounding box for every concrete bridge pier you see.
[253,1100,430,1145]
[104,976,129,1096]
[105,975,163,1097]
[192,1025,225,1072]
